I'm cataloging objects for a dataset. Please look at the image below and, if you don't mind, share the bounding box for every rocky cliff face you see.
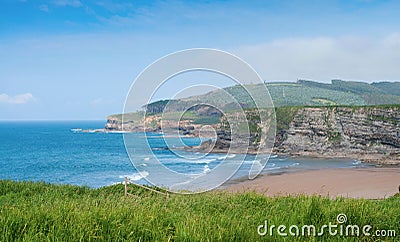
[274,107,400,164]
[105,106,400,164]
[105,117,123,130]
[105,117,140,131]
[105,115,215,135]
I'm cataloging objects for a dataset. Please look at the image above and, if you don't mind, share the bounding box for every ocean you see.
[0,121,369,189]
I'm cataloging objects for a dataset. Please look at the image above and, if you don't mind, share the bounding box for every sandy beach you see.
[226,167,400,199]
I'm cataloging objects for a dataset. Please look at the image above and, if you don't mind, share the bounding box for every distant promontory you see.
[106,80,400,164]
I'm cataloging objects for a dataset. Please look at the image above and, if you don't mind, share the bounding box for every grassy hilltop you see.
[0,180,399,241]
[137,80,400,116]
[268,80,400,106]
[108,80,400,125]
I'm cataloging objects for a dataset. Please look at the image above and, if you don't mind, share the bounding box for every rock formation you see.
[105,106,400,164]
[274,107,400,164]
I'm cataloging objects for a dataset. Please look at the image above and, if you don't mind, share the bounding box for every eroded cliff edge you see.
[106,106,400,164]
[273,106,400,164]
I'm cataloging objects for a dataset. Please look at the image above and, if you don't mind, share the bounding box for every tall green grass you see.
[0,180,398,241]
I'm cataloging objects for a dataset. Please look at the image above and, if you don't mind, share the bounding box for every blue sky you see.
[1,0,400,120]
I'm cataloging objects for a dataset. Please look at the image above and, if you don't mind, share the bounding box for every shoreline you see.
[99,125,400,165]
[272,151,400,165]
[187,143,400,165]
[224,167,400,199]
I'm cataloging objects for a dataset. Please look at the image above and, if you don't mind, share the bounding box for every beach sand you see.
[225,167,400,199]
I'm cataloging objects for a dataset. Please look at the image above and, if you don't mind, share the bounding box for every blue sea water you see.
[0,121,369,188]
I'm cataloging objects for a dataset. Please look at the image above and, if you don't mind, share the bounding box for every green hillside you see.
[110,80,400,124]
[266,82,366,106]
[146,80,400,113]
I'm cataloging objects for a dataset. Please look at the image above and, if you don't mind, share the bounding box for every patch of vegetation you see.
[108,112,144,122]
[362,93,400,106]
[372,81,400,96]
[275,106,301,133]
[0,180,399,241]
[327,131,342,142]
[330,79,384,94]
[245,110,261,134]
[264,82,302,87]
[192,116,221,125]
[267,84,366,106]
[150,119,158,129]
[143,99,180,115]
[312,98,337,106]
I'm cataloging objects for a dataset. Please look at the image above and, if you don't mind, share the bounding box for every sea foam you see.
[119,171,149,181]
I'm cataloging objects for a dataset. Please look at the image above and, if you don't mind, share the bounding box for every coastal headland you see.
[104,80,400,198]
[106,105,400,165]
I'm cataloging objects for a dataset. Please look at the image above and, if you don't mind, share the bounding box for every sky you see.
[1,0,400,120]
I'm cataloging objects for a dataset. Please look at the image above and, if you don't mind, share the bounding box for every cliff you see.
[105,112,215,135]
[105,105,400,164]
[274,106,400,164]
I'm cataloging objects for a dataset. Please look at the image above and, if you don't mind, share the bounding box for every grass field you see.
[0,180,398,241]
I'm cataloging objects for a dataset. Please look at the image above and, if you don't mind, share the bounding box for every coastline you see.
[72,126,400,197]
[187,142,400,165]
[272,151,400,165]
[106,105,400,165]
[224,167,400,199]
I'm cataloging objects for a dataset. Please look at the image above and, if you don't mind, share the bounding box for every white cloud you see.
[0,93,36,104]
[52,0,82,7]
[39,4,49,12]
[95,1,135,13]
[232,34,400,82]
